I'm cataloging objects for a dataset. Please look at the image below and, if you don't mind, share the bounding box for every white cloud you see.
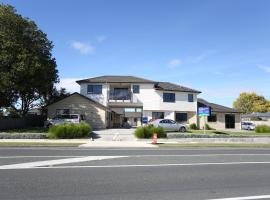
[169,59,182,68]
[187,50,217,64]
[70,41,95,55]
[55,78,81,93]
[257,64,270,73]
[96,35,107,43]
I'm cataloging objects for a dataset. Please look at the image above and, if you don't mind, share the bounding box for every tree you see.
[44,87,70,105]
[0,4,58,115]
[233,92,270,114]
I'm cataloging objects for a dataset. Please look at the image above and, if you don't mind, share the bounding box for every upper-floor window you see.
[188,94,194,102]
[87,85,102,94]
[133,85,140,93]
[163,93,175,102]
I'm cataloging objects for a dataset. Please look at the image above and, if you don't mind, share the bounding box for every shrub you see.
[255,125,270,133]
[48,122,92,139]
[134,125,166,139]
[189,123,197,130]
[205,123,215,130]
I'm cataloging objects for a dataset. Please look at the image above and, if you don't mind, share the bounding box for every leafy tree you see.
[44,87,70,105]
[0,4,58,116]
[233,92,270,114]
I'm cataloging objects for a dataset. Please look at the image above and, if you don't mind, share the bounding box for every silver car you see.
[150,119,187,132]
[44,114,85,128]
[241,122,256,130]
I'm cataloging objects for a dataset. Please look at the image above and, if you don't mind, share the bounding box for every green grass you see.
[187,129,270,137]
[159,143,270,148]
[0,142,83,147]
[2,127,48,133]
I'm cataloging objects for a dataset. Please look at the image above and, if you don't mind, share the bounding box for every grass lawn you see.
[187,129,270,137]
[1,127,48,133]
[159,143,270,148]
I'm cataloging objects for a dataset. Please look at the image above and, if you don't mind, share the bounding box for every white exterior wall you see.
[131,84,198,112]
[80,83,109,106]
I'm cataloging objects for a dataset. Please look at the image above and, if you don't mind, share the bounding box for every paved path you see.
[1,147,270,199]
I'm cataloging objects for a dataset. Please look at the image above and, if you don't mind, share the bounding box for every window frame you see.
[152,112,165,119]
[133,85,140,94]
[175,112,188,122]
[208,114,217,122]
[87,85,103,94]
[163,93,175,103]
[188,94,194,102]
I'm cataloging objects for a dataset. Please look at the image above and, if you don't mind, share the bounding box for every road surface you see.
[1,147,270,200]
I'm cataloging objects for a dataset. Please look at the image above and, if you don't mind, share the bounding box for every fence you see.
[0,115,46,131]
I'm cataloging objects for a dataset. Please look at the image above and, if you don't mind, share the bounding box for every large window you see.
[133,85,140,93]
[175,113,188,122]
[87,85,102,94]
[208,114,217,122]
[163,93,175,102]
[152,112,164,119]
[188,94,194,102]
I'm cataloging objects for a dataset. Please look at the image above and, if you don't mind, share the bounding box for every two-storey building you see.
[76,75,201,128]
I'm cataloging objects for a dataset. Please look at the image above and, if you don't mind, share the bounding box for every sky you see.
[2,0,270,107]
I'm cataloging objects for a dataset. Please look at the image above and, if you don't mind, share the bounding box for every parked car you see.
[150,119,187,132]
[241,122,256,130]
[44,114,85,128]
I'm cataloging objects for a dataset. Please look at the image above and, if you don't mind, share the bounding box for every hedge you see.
[134,125,166,139]
[48,122,92,139]
[189,123,197,130]
[255,125,270,133]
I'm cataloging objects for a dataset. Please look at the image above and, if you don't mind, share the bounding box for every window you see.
[208,114,217,122]
[133,85,140,93]
[152,112,164,119]
[124,108,136,112]
[56,109,70,115]
[87,85,102,94]
[188,94,194,102]
[175,113,188,122]
[136,108,142,112]
[163,93,175,102]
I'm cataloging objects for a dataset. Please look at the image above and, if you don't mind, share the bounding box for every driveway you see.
[92,128,137,141]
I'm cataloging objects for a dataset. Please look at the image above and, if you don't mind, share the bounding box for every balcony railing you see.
[109,91,132,101]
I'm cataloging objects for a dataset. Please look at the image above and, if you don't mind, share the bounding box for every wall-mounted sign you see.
[198,107,211,117]
[142,117,148,124]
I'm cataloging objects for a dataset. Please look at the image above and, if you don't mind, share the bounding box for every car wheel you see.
[179,127,186,132]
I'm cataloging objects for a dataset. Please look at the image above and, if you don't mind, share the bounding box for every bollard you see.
[152,133,158,144]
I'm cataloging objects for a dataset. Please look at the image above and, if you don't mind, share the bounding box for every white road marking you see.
[208,194,270,200]
[10,161,270,169]
[0,156,127,169]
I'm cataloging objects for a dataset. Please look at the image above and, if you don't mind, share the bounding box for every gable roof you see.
[155,82,201,93]
[45,92,108,110]
[76,75,156,84]
[198,98,241,113]
[76,75,201,93]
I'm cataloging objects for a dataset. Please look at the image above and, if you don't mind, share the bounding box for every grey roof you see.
[155,82,201,93]
[242,112,270,118]
[76,75,201,93]
[76,76,156,84]
[198,98,241,113]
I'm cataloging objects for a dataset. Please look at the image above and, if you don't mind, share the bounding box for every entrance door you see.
[225,114,235,129]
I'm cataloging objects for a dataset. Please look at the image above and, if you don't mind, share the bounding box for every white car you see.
[241,122,256,130]
[150,119,187,132]
[44,114,85,128]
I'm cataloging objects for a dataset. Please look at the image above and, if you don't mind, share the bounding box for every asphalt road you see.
[1,147,270,200]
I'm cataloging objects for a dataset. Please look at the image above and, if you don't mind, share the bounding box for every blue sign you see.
[142,117,148,124]
[198,107,211,116]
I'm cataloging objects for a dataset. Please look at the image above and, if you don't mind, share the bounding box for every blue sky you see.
[3,0,270,107]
